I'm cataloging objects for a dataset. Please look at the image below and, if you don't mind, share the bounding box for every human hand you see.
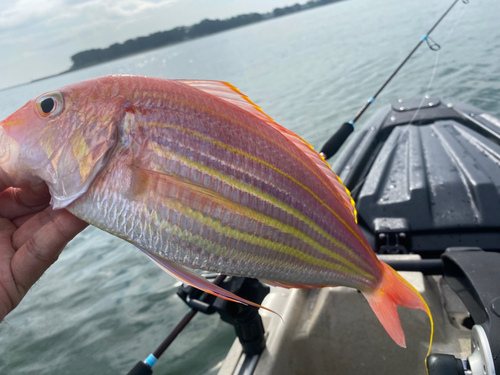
[0,181,88,322]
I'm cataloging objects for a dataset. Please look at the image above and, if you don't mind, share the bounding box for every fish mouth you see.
[0,125,20,181]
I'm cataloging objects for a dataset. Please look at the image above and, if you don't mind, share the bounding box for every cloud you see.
[0,0,180,56]
[61,0,178,18]
[0,0,178,30]
[0,0,63,28]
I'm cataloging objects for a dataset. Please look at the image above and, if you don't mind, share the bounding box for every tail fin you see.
[362,262,433,354]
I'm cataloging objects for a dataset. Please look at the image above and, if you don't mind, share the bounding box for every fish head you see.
[0,76,125,208]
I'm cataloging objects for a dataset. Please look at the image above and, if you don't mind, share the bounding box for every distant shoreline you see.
[1,0,343,92]
[68,0,343,72]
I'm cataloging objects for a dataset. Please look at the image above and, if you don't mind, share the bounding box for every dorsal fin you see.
[178,79,357,222]
[177,80,275,124]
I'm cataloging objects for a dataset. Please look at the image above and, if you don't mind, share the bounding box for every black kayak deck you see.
[332,97,500,256]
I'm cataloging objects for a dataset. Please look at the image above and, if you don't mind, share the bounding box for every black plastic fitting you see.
[126,361,153,375]
[427,354,465,375]
[319,122,354,159]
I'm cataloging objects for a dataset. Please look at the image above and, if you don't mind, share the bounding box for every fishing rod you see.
[319,0,469,160]
[127,274,227,375]
[126,275,269,375]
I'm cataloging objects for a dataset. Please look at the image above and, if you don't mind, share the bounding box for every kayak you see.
[217,96,500,375]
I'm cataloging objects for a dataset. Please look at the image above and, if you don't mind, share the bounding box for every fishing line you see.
[408,51,441,126]
[319,0,469,159]
[410,3,468,125]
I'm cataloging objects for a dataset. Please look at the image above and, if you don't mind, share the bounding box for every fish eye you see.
[35,91,64,118]
[41,98,54,114]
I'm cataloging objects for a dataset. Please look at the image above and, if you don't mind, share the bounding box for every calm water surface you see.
[1,0,499,373]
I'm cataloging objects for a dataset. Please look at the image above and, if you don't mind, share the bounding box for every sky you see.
[0,0,304,89]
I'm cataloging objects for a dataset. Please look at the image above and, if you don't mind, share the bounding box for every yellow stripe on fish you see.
[145,142,374,277]
[131,167,376,282]
[144,122,373,268]
[134,93,376,262]
[171,197,371,279]
[111,206,368,287]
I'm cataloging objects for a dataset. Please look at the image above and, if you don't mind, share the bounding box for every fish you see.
[0,74,432,350]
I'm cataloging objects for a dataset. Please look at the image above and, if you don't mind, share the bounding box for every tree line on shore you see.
[70,0,343,70]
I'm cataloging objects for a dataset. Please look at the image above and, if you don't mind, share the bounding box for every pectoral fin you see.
[137,247,279,316]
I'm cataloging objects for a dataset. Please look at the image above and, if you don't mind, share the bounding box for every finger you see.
[0,218,19,320]
[0,183,50,220]
[12,207,59,250]
[11,207,81,250]
[10,210,88,298]
[11,212,37,229]
[16,182,50,206]
[0,217,17,258]
[0,175,8,193]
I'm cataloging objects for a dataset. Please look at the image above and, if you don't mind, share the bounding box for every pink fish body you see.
[0,75,432,349]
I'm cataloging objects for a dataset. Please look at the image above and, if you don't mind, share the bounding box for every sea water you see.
[1,0,499,373]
